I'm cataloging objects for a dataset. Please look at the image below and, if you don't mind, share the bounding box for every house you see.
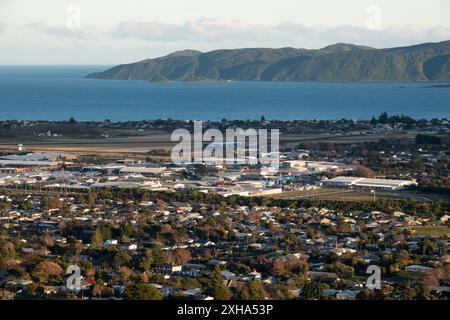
[6,279,34,292]
[330,248,356,256]
[306,271,338,282]
[120,244,138,251]
[336,290,358,300]
[247,271,262,280]
[208,259,226,267]
[181,264,207,277]
[220,271,236,280]
[151,264,182,275]
[104,239,118,246]
[405,265,433,273]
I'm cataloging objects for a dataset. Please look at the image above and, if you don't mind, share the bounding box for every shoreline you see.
[0,114,449,123]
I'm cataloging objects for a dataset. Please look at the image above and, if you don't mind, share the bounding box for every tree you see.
[301,281,315,299]
[400,285,417,300]
[246,280,265,300]
[165,249,191,265]
[213,283,232,300]
[357,289,374,300]
[90,227,103,248]
[92,283,104,298]
[99,225,112,240]
[209,266,231,300]
[19,200,32,211]
[354,165,376,178]
[419,239,436,256]
[150,246,166,265]
[35,261,63,276]
[0,256,5,272]
[378,112,389,124]
[113,251,132,267]
[124,283,163,300]
[194,164,208,175]
[332,261,354,278]
[42,196,59,209]
[69,117,77,124]
[0,241,16,259]
[86,192,96,208]
[301,281,323,299]
[41,233,54,247]
[337,220,352,233]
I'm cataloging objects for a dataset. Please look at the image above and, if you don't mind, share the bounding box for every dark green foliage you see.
[88,41,450,82]
[124,283,163,300]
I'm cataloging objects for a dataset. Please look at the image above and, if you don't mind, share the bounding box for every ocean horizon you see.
[0,65,449,122]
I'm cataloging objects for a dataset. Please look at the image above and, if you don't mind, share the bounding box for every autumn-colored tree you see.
[165,249,191,265]
[35,261,63,276]
[159,224,174,236]
[248,212,261,224]
[91,279,105,298]
[354,165,376,178]
[118,266,134,280]
[336,220,352,233]
[394,250,413,268]
[273,259,308,279]
[0,256,7,272]
[156,198,166,210]
[41,233,55,247]
[42,196,60,209]
[0,241,16,259]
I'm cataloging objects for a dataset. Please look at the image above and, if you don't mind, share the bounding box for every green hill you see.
[87,41,450,82]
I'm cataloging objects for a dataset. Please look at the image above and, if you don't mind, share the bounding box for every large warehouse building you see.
[323,176,417,191]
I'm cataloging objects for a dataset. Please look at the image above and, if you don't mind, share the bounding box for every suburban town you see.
[0,115,449,300]
[2,2,450,319]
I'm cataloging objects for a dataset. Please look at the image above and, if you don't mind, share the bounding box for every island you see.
[87,40,450,82]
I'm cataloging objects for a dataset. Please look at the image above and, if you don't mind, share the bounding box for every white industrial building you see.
[119,166,167,175]
[323,176,417,190]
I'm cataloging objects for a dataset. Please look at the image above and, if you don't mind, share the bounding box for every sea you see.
[0,65,449,121]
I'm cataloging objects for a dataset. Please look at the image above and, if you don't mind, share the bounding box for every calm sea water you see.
[0,65,449,121]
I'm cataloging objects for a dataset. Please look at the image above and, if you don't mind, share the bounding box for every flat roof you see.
[326,176,415,187]
[0,160,60,166]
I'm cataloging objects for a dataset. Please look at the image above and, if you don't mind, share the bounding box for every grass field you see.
[0,130,413,159]
[412,226,450,238]
[268,188,359,200]
[402,191,450,202]
[268,188,439,203]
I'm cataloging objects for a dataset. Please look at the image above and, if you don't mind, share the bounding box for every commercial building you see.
[323,176,417,190]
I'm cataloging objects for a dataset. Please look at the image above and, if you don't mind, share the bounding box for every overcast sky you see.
[1,0,450,64]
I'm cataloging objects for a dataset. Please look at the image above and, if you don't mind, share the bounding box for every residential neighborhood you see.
[0,117,448,301]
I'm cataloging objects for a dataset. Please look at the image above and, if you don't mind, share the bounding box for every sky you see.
[1,0,450,64]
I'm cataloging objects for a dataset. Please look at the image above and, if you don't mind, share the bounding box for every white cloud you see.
[111,18,450,50]
[3,17,450,64]
[24,22,84,39]
[112,18,264,42]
